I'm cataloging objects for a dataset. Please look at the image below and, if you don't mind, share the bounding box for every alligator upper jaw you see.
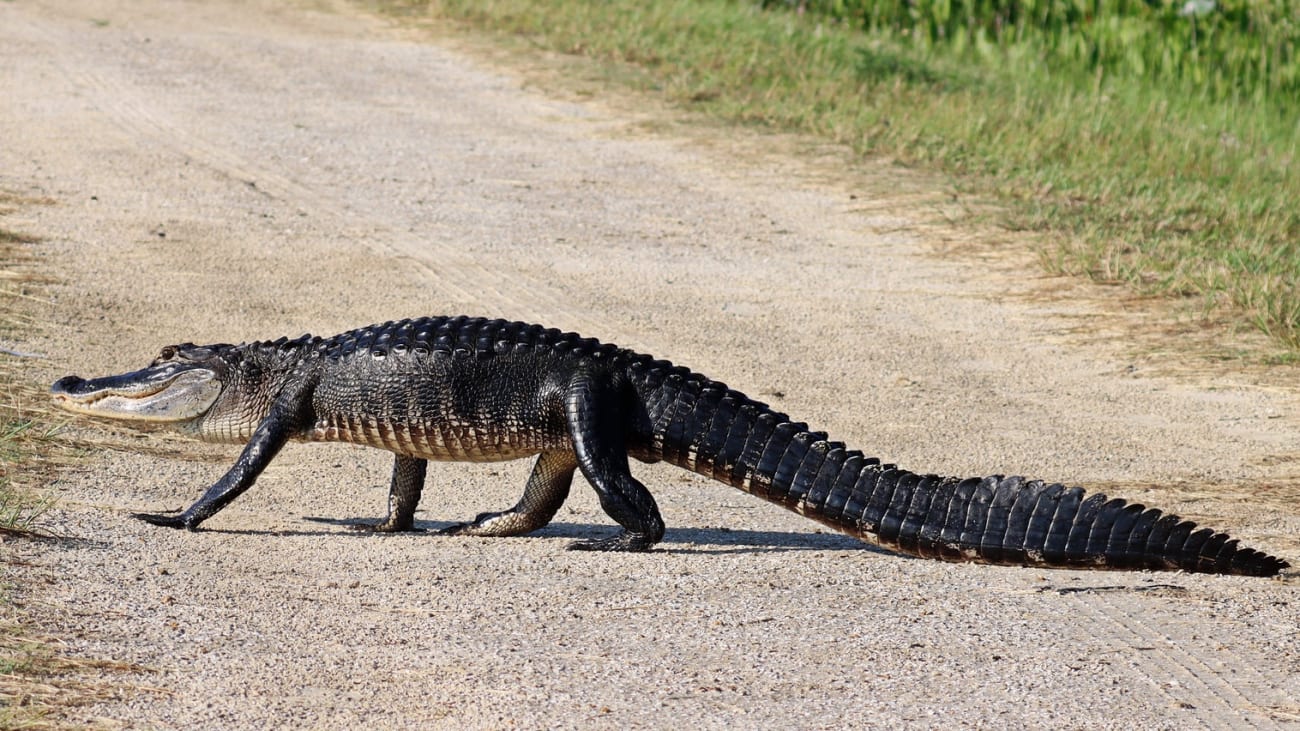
[50,365,222,422]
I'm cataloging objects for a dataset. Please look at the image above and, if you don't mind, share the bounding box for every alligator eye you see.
[159,346,177,360]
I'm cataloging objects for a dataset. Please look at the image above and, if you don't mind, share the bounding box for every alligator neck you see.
[195,336,319,443]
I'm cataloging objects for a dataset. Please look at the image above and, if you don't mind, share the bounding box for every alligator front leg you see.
[350,455,428,532]
[563,369,665,552]
[134,410,297,530]
[134,376,313,530]
[439,451,576,537]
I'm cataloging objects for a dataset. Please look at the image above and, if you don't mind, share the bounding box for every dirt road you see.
[3,0,1298,727]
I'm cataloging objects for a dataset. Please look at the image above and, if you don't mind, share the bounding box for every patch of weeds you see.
[0,191,106,727]
[0,487,53,538]
[855,45,977,91]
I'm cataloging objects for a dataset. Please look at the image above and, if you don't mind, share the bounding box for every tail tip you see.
[1238,553,1290,578]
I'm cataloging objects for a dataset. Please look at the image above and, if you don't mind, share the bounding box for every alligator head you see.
[52,337,317,443]
[50,343,234,425]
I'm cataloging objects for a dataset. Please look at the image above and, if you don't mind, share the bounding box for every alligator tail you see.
[648,375,1288,577]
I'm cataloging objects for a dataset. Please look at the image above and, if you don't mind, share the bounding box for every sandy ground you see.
[2,0,1298,727]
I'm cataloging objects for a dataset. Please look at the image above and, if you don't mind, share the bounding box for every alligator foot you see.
[132,511,193,530]
[566,532,656,552]
[434,510,547,538]
[435,522,474,536]
[348,520,424,533]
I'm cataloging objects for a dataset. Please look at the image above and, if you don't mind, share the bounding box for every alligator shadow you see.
[1035,583,1188,596]
[28,532,113,551]
[294,516,895,556]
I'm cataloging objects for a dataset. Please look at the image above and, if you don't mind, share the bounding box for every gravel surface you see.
[3,0,1298,728]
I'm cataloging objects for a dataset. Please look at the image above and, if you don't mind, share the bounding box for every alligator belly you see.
[309,415,561,462]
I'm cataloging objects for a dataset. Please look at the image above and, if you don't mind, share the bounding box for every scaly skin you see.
[50,316,1290,575]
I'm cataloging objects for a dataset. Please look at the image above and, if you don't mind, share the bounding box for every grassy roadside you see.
[0,195,84,730]
[376,0,1300,356]
[0,221,59,541]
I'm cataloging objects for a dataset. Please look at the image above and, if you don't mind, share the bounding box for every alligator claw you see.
[434,522,472,536]
[132,512,192,530]
[348,521,424,533]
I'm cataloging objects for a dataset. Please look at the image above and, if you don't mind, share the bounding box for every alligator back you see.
[629,361,1288,577]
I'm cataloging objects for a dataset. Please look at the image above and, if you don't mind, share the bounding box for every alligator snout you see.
[50,375,88,396]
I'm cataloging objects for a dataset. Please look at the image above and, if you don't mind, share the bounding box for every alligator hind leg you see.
[563,369,665,552]
[351,455,427,533]
[439,451,576,537]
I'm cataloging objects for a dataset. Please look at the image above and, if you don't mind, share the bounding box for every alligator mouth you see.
[50,366,222,422]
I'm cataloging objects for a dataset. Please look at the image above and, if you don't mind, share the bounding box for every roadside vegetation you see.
[0,195,82,729]
[0,227,58,541]
[380,0,1300,354]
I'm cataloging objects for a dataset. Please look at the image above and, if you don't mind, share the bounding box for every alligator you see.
[50,316,1289,576]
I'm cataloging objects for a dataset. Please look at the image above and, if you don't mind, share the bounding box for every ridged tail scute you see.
[837,463,1284,577]
[645,374,1288,577]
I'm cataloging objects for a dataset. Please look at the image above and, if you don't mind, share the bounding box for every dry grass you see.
[0,619,158,731]
[0,191,130,728]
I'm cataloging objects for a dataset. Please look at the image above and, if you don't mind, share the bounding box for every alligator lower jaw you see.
[49,391,170,420]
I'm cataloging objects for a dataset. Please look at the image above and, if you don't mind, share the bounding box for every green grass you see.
[380,0,1300,351]
[779,0,1300,103]
[0,418,57,537]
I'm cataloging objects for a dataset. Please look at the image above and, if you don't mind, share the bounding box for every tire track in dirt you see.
[17,10,636,339]
[1052,587,1299,728]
